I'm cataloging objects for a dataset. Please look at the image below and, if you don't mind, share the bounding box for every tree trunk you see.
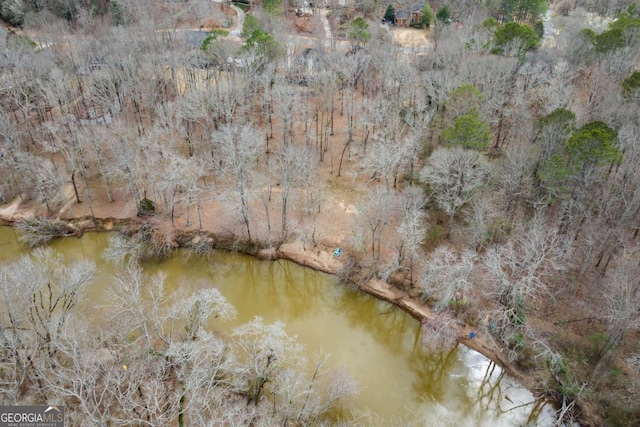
[338,139,351,177]
[281,195,288,242]
[71,170,81,204]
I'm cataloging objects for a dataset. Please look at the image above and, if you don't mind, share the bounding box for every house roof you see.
[396,2,425,19]
[409,3,425,13]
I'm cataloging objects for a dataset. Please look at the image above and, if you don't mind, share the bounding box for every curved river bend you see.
[0,227,556,426]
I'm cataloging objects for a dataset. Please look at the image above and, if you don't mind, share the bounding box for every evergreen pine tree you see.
[384,4,396,24]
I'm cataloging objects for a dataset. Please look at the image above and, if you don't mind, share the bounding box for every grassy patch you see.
[7,31,37,49]
[326,177,356,193]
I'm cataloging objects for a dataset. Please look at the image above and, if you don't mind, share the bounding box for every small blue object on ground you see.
[469,332,476,339]
[333,247,343,258]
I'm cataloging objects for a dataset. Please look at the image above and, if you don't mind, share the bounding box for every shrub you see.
[137,198,156,217]
[436,6,450,23]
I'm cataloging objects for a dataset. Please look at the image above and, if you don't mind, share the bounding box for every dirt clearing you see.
[390,28,432,48]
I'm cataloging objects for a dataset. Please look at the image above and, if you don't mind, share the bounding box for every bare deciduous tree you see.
[0,249,95,401]
[395,187,426,284]
[275,143,316,243]
[597,253,640,364]
[483,220,563,351]
[231,317,303,405]
[422,246,476,311]
[352,188,392,261]
[420,147,489,236]
[420,311,459,353]
[212,124,262,240]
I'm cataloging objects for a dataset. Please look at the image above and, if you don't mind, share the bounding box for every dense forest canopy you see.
[1,0,640,425]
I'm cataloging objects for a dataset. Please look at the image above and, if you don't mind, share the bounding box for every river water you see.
[0,227,557,425]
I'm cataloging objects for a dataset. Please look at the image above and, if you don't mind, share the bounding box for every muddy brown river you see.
[0,227,557,425]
